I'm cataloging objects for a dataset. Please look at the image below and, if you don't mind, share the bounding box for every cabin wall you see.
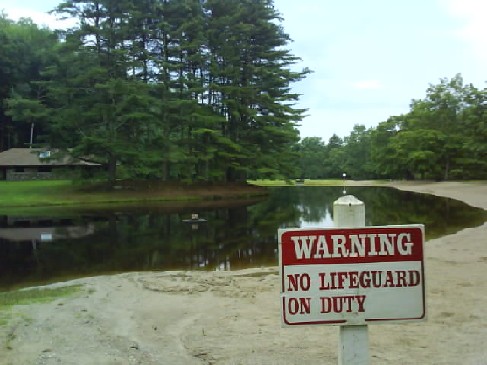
[5,166,54,181]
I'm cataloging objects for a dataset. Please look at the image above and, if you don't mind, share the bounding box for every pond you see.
[1,186,485,290]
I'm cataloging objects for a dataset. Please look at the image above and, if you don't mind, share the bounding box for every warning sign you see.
[279,225,426,326]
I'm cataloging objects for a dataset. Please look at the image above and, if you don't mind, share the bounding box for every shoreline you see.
[1,181,486,365]
[0,180,268,211]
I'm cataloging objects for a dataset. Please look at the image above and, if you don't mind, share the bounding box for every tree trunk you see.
[444,158,450,181]
[107,153,117,185]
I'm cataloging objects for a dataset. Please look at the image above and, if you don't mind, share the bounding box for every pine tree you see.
[44,0,310,182]
[205,0,309,181]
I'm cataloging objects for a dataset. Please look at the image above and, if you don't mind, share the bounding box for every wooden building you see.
[0,148,100,180]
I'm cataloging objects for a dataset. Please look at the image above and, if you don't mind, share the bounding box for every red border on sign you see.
[279,225,426,325]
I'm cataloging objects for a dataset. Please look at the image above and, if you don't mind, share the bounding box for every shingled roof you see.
[0,148,100,166]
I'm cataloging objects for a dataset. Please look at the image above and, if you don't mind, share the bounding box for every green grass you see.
[0,179,391,210]
[249,179,350,186]
[250,179,394,187]
[0,180,74,206]
[248,179,295,186]
[300,179,347,186]
[0,180,215,209]
[0,285,82,308]
[0,180,159,208]
[0,285,82,326]
[0,180,268,210]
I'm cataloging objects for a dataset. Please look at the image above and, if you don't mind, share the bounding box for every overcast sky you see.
[1,0,486,142]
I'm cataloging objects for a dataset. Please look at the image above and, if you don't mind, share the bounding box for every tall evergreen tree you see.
[51,0,160,182]
[205,0,309,181]
[6,0,311,183]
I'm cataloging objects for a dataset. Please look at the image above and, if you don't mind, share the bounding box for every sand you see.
[1,181,486,365]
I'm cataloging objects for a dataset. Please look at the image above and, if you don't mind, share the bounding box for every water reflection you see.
[0,216,95,242]
[0,186,485,289]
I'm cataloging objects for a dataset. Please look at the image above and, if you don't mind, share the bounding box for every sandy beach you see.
[1,181,486,365]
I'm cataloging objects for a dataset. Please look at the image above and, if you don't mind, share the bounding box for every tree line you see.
[1,0,309,183]
[298,74,487,181]
[1,3,486,183]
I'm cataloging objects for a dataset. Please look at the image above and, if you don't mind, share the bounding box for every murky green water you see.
[1,186,485,290]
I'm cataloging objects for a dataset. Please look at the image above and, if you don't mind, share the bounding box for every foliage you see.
[0,16,58,149]
[2,7,486,182]
[296,137,326,179]
[296,74,487,181]
[0,1,309,183]
[0,180,267,209]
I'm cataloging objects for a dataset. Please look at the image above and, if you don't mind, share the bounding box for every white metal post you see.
[333,195,369,365]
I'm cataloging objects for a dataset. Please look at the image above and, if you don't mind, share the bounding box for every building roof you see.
[0,148,100,167]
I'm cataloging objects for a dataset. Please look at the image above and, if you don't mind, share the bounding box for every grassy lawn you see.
[0,180,184,209]
[0,179,391,209]
[0,180,76,207]
[0,180,128,208]
[249,179,349,186]
[248,179,294,186]
[0,180,268,210]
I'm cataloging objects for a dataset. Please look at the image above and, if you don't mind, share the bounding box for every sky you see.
[1,0,487,142]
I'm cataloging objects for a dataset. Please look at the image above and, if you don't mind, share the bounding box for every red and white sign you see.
[279,225,426,326]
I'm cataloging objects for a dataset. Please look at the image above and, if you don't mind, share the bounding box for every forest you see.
[1,0,309,183]
[1,1,486,183]
[298,74,487,181]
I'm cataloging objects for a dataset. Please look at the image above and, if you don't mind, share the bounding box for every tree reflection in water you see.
[1,186,485,289]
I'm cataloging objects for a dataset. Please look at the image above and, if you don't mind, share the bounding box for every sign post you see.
[334,195,368,365]
[278,195,426,364]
